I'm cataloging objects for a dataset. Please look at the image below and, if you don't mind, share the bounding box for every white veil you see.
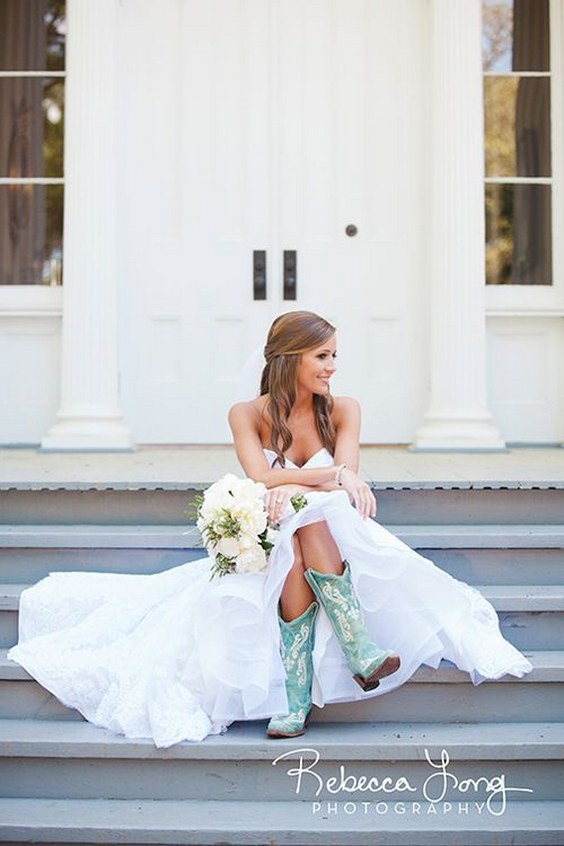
[235,344,266,402]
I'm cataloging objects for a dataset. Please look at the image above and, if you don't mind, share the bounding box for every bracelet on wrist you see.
[334,463,347,486]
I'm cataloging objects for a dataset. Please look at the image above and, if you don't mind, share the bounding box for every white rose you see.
[216,536,241,559]
[232,502,267,536]
[213,473,240,493]
[198,475,269,539]
[199,495,227,522]
[201,475,239,510]
[238,532,257,551]
[232,478,266,503]
[235,546,267,574]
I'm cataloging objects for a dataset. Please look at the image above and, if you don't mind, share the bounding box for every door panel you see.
[275,0,423,441]
[119,0,279,442]
[119,0,425,443]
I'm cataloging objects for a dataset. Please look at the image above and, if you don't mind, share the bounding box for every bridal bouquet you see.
[194,474,307,580]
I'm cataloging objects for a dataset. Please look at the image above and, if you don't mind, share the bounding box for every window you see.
[483,0,552,285]
[0,0,65,286]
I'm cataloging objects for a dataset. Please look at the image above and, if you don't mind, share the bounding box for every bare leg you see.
[278,522,343,622]
[295,521,344,574]
[278,534,316,622]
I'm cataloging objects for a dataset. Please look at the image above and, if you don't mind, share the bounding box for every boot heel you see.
[266,706,312,739]
[354,654,401,691]
[304,561,401,690]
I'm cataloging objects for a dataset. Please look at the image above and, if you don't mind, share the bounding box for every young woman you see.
[228,310,404,737]
[227,310,532,739]
[8,310,533,748]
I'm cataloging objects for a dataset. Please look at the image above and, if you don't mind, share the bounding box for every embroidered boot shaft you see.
[304,560,400,691]
[266,600,319,738]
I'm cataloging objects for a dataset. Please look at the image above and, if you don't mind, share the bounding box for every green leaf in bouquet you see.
[209,552,236,581]
[258,526,276,556]
[185,493,204,523]
[290,493,308,512]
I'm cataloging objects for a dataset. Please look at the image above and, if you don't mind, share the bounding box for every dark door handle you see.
[283,250,297,300]
[253,250,266,300]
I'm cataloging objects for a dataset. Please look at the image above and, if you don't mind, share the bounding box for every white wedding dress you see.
[8,448,533,748]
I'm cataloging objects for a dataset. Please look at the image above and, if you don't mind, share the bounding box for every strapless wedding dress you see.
[8,448,533,748]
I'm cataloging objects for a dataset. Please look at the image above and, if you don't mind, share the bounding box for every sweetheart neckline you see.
[262,446,331,469]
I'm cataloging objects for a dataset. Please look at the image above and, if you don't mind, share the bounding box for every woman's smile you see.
[296,334,337,395]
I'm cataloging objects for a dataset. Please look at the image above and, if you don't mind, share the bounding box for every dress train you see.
[8,448,533,748]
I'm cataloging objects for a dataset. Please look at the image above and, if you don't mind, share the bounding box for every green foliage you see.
[45,1,66,72]
[290,494,307,513]
[208,553,234,580]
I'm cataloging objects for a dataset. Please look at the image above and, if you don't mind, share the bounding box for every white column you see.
[413,0,505,451]
[41,0,135,451]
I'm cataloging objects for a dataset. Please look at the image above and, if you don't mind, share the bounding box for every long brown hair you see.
[260,311,337,467]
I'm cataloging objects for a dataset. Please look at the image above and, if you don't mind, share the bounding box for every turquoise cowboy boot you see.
[304,560,400,691]
[266,600,319,738]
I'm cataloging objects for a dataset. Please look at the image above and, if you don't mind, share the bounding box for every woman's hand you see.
[264,485,307,525]
[339,468,377,519]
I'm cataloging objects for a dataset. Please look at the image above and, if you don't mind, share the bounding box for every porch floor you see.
[0,445,562,490]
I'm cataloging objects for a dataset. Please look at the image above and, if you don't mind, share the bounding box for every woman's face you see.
[296,333,337,396]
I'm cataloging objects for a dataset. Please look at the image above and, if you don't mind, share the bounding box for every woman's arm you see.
[228,403,338,488]
[292,396,360,492]
[321,396,376,517]
[228,397,376,519]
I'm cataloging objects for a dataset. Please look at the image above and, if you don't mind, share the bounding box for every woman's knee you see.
[296,521,331,541]
[290,534,305,570]
[294,520,342,570]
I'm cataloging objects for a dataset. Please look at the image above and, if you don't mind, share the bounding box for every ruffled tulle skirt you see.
[8,490,533,748]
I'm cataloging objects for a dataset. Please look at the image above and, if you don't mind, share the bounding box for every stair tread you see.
[0,718,562,759]
[0,797,563,842]
[0,525,204,548]
[2,647,561,683]
[1,523,564,549]
[477,584,564,610]
[4,582,564,610]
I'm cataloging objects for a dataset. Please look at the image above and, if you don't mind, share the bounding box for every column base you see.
[412,411,506,452]
[40,411,136,452]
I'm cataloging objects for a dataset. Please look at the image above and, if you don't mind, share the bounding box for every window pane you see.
[485,184,551,285]
[0,184,63,285]
[0,0,66,72]
[0,77,64,178]
[484,77,551,177]
[482,0,549,72]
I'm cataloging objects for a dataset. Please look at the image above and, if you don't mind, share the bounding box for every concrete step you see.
[1,797,563,845]
[0,524,563,584]
[4,581,562,611]
[424,548,564,585]
[0,719,562,802]
[2,523,564,548]
[1,546,564,585]
[1,650,562,723]
[3,580,563,651]
[2,716,561,760]
[1,486,563,526]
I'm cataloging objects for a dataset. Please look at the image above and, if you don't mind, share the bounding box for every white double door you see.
[120,0,424,443]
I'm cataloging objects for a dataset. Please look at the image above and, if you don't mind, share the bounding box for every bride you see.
[8,310,533,748]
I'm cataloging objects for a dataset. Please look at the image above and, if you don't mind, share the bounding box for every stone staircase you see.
[0,484,563,845]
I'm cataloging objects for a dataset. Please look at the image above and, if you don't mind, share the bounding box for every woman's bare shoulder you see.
[228,396,268,428]
[331,395,361,421]
[229,394,268,414]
